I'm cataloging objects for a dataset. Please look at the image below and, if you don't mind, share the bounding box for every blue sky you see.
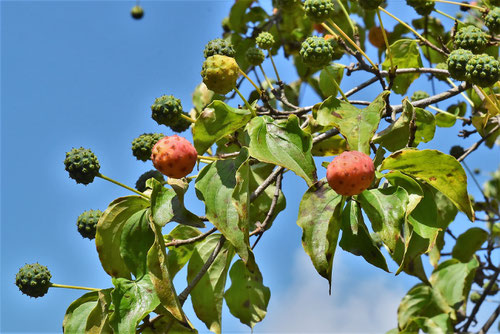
[1,1,499,333]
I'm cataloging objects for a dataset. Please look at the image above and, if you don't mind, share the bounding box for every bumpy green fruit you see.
[325,35,344,60]
[131,133,165,161]
[169,112,192,133]
[406,0,435,15]
[358,0,384,11]
[245,47,266,66]
[304,0,335,22]
[76,209,102,240]
[449,145,465,159]
[131,5,144,19]
[470,291,481,303]
[64,147,100,185]
[300,36,334,68]
[466,54,500,87]
[256,32,275,50]
[135,170,165,192]
[203,38,235,59]
[201,55,240,95]
[151,95,183,127]
[151,135,198,178]
[447,49,473,81]
[454,26,488,53]
[326,151,375,196]
[411,90,430,102]
[15,263,52,298]
[484,280,499,295]
[485,8,500,34]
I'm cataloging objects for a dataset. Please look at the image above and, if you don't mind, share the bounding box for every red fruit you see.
[151,135,198,179]
[326,151,375,196]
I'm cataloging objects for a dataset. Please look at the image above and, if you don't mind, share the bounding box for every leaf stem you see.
[50,283,101,292]
[429,0,485,11]
[325,68,349,102]
[446,78,474,107]
[234,87,256,117]
[97,173,150,200]
[427,105,469,121]
[197,155,219,161]
[335,0,356,35]
[239,69,262,95]
[378,7,430,45]
[268,51,282,82]
[376,9,394,73]
[180,113,196,123]
[259,64,274,90]
[327,18,378,70]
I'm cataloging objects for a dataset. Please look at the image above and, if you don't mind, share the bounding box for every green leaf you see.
[382,39,423,95]
[247,115,317,186]
[229,0,252,33]
[167,178,205,228]
[397,284,455,332]
[435,102,466,128]
[147,223,187,324]
[165,225,203,278]
[373,101,435,151]
[187,234,235,334]
[120,208,154,278]
[429,258,479,309]
[380,148,475,221]
[195,150,254,265]
[150,179,176,227]
[403,314,453,334]
[85,288,113,334]
[109,275,161,333]
[145,312,198,333]
[319,64,345,98]
[225,260,271,329]
[452,228,488,262]
[192,82,222,115]
[339,201,389,272]
[316,91,389,154]
[63,291,99,334]
[96,195,150,279]
[297,179,343,290]
[358,187,409,254]
[311,135,347,156]
[193,100,253,155]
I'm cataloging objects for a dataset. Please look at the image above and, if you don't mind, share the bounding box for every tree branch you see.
[458,124,500,162]
[164,227,218,248]
[478,304,500,334]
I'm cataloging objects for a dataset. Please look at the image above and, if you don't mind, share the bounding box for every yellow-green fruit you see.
[201,55,240,95]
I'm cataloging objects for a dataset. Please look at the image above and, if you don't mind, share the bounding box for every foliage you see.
[16,0,500,333]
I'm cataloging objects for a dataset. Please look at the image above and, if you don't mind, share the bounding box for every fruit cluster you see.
[151,95,191,132]
[447,49,499,87]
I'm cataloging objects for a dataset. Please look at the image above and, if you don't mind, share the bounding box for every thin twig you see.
[250,167,285,201]
[478,304,500,334]
[164,227,218,247]
[457,124,500,162]
[178,235,226,306]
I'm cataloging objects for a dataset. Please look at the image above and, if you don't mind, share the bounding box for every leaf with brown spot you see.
[380,149,474,221]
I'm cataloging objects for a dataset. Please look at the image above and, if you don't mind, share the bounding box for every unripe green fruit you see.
[15,263,52,298]
[410,90,430,102]
[485,8,500,34]
[77,209,102,240]
[325,36,344,60]
[151,95,183,127]
[466,54,500,87]
[64,147,100,185]
[484,280,499,295]
[454,26,488,53]
[201,55,240,95]
[358,0,385,11]
[135,170,165,192]
[304,0,335,22]
[151,135,198,179]
[470,291,481,303]
[131,5,144,19]
[447,49,473,81]
[131,133,165,161]
[169,112,192,133]
[203,38,235,59]
[245,47,266,66]
[449,145,465,159]
[256,32,275,50]
[300,36,334,68]
[326,151,375,196]
[406,0,435,16]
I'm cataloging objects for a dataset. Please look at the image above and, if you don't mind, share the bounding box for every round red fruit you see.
[151,135,198,179]
[326,151,375,196]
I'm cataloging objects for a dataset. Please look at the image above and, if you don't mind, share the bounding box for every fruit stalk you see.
[97,173,150,199]
[50,283,101,292]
